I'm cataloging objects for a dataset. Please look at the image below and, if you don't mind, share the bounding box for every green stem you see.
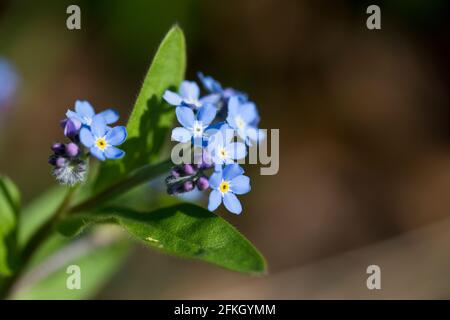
[0,186,77,299]
[69,159,172,214]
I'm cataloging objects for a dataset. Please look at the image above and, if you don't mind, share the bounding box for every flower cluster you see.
[164,73,263,214]
[49,100,127,185]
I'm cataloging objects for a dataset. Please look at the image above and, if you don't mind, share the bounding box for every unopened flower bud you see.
[51,143,65,155]
[170,169,180,178]
[183,164,195,175]
[48,155,57,166]
[62,118,82,140]
[182,181,194,192]
[55,157,67,168]
[196,176,209,190]
[65,142,79,157]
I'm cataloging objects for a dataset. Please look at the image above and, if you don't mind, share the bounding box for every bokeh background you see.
[1,0,450,299]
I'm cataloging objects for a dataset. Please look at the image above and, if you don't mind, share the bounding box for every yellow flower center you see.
[235,116,246,130]
[96,137,108,151]
[193,121,204,138]
[219,147,228,159]
[219,180,230,194]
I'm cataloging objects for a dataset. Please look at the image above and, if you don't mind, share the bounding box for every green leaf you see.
[58,204,267,275]
[0,175,21,275]
[18,187,67,247]
[94,25,186,192]
[13,235,129,300]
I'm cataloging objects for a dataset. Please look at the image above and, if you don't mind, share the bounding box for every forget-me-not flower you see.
[206,124,247,170]
[163,80,219,109]
[226,96,263,146]
[171,104,217,143]
[198,72,248,102]
[208,164,251,214]
[79,114,127,161]
[66,100,119,128]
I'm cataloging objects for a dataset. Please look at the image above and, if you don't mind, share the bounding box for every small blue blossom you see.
[198,72,248,102]
[208,164,251,214]
[226,96,263,146]
[79,114,127,161]
[171,104,217,143]
[163,80,219,109]
[206,124,247,170]
[0,58,19,108]
[66,100,119,128]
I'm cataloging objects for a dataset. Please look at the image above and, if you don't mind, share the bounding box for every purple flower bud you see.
[62,118,82,139]
[48,155,57,166]
[195,150,214,169]
[196,176,209,191]
[51,143,65,155]
[170,169,180,178]
[183,164,195,175]
[65,143,79,157]
[182,181,194,192]
[55,157,67,168]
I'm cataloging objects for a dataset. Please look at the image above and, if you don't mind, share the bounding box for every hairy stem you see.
[69,159,172,214]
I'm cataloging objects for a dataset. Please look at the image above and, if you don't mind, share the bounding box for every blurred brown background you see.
[1,0,449,299]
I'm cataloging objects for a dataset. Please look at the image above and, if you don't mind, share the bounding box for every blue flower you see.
[198,72,248,102]
[163,80,219,109]
[206,124,247,170]
[0,58,19,107]
[226,96,263,145]
[208,164,251,214]
[171,104,217,143]
[79,114,127,161]
[66,100,119,128]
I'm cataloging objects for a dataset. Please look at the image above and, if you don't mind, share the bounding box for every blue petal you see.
[227,96,240,115]
[226,142,247,160]
[246,127,264,143]
[240,102,258,124]
[171,127,192,143]
[180,81,200,101]
[176,106,195,128]
[220,124,235,143]
[222,164,244,180]
[230,175,251,195]
[200,94,221,105]
[66,110,82,123]
[98,109,119,124]
[208,189,222,212]
[235,128,248,142]
[104,146,125,159]
[75,100,95,119]
[90,146,106,161]
[90,114,107,137]
[163,90,182,106]
[197,103,217,126]
[198,72,222,92]
[223,192,242,214]
[79,128,94,148]
[105,126,127,146]
[208,171,223,189]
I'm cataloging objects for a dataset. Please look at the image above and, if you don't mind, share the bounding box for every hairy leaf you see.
[58,204,267,275]
[94,26,186,192]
